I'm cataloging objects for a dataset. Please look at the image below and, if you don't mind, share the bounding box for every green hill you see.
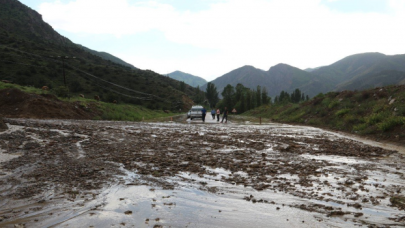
[245,85,405,144]
[167,71,207,87]
[0,0,198,111]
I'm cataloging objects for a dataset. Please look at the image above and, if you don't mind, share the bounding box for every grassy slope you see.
[0,82,174,121]
[244,85,405,142]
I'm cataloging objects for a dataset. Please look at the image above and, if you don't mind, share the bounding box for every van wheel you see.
[191,118,193,120]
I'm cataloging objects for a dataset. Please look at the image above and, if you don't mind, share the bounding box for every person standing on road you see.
[221,107,228,123]
[216,108,220,122]
[201,107,207,122]
[211,109,216,120]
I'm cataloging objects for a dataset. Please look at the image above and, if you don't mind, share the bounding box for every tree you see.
[53,86,69,98]
[179,81,186,92]
[194,86,205,104]
[70,80,83,92]
[291,88,301,103]
[279,91,290,103]
[246,89,252,110]
[256,85,262,107]
[235,83,245,102]
[205,82,219,108]
[221,84,235,109]
[261,87,270,105]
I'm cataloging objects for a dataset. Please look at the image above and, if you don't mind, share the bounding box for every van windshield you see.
[191,109,201,111]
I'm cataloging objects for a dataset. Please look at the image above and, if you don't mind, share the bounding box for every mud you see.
[0,118,404,227]
[0,116,7,131]
[0,88,100,120]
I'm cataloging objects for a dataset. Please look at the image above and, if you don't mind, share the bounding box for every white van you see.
[189,105,204,120]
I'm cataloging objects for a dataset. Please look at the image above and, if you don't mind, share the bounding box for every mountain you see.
[206,52,405,99]
[203,64,325,97]
[0,0,199,110]
[77,44,137,70]
[336,70,405,91]
[0,0,70,44]
[311,53,405,91]
[202,65,268,94]
[167,71,207,87]
[304,67,322,72]
[311,53,388,84]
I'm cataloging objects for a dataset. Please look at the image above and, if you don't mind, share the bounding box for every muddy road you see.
[0,118,404,227]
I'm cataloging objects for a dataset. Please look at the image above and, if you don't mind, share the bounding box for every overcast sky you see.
[19,0,405,81]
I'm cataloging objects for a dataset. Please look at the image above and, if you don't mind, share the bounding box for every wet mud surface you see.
[0,118,405,227]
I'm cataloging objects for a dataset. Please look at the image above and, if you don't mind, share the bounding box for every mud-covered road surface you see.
[1,118,405,227]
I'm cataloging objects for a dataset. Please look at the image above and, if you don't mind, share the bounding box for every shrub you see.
[328,101,339,109]
[341,90,356,98]
[372,103,386,113]
[287,111,306,122]
[326,91,340,98]
[353,123,368,132]
[366,112,388,125]
[53,86,69,98]
[315,93,325,98]
[377,117,405,132]
[319,109,328,117]
[307,119,321,125]
[344,114,359,125]
[321,97,331,106]
[361,90,373,100]
[335,109,350,117]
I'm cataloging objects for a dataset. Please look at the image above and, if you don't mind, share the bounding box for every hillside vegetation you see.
[245,85,405,143]
[0,0,198,111]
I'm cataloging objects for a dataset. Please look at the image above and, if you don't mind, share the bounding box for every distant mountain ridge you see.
[203,64,326,97]
[205,52,405,98]
[167,71,207,87]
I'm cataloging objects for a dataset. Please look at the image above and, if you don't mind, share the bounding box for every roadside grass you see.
[97,102,173,121]
[243,85,405,137]
[0,82,175,122]
[0,81,43,94]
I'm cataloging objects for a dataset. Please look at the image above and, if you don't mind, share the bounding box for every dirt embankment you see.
[0,88,100,120]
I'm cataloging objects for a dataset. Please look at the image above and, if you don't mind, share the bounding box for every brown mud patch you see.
[0,88,100,120]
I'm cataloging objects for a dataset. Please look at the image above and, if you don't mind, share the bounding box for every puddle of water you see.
[0,152,20,163]
[300,154,369,164]
[55,185,327,228]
